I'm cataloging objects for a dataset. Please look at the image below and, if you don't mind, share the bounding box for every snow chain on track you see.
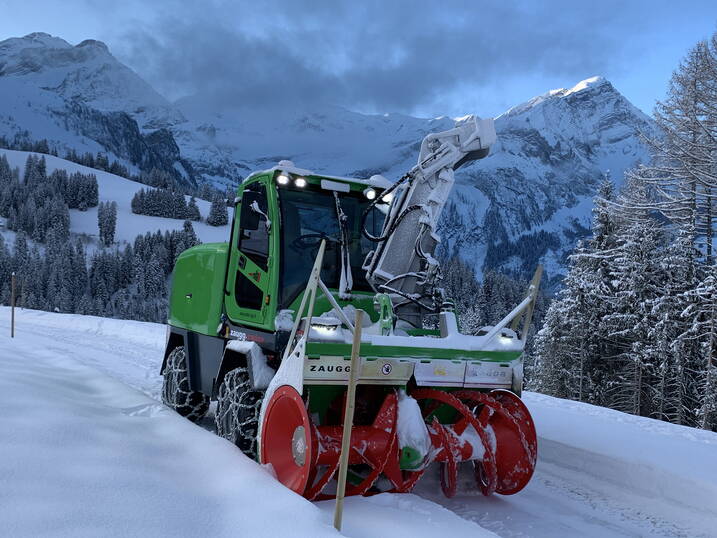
[161,347,210,422]
[215,367,264,459]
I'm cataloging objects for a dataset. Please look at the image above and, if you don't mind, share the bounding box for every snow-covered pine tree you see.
[98,201,106,244]
[106,201,117,245]
[182,220,199,249]
[23,154,37,184]
[694,265,717,430]
[35,156,47,184]
[98,201,117,247]
[0,154,11,186]
[207,196,228,226]
[627,32,717,428]
[13,232,28,271]
[187,196,201,221]
[533,178,618,404]
[131,189,144,214]
[173,191,189,219]
[647,225,699,423]
[0,282,9,306]
[0,235,10,305]
[440,256,484,334]
[638,37,717,264]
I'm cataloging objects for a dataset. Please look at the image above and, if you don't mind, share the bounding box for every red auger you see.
[260,386,537,499]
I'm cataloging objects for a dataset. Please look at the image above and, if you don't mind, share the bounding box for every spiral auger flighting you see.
[259,384,537,500]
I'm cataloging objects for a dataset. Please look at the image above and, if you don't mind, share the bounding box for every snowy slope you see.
[0,149,230,245]
[0,307,495,538]
[2,307,715,537]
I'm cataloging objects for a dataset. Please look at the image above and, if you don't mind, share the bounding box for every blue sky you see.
[1,0,716,118]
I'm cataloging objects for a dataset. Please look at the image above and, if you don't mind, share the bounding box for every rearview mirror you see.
[240,192,261,231]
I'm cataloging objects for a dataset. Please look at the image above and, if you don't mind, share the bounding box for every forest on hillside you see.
[532,33,717,431]
[0,153,201,321]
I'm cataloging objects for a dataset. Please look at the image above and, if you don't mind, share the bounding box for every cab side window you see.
[238,185,270,271]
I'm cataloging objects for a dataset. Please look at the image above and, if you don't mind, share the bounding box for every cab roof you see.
[243,160,392,190]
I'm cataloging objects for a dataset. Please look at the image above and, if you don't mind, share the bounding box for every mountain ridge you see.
[0,32,657,284]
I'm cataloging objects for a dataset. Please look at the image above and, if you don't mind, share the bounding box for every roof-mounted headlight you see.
[277,173,290,185]
[364,187,377,200]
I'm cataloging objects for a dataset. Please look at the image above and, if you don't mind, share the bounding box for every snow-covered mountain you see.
[0,33,656,283]
[0,33,191,182]
[444,76,655,284]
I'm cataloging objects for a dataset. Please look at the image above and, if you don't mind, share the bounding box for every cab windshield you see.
[278,186,386,307]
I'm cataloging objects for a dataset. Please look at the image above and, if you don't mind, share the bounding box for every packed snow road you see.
[415,392,717,537]
[2,308,716,537]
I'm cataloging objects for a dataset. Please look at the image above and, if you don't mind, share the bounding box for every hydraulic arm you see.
[363,115,497,313]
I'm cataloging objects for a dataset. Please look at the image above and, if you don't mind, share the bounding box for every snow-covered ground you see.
[1,307,716,537]
[0,149,231,246]
[0,307,494,538]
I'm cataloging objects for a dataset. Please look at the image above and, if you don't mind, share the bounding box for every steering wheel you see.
[290,233,338,250]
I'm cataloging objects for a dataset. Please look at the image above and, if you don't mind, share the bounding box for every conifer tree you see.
[98,201,117,246]
[187,196,201,221]
[207,196,228,226]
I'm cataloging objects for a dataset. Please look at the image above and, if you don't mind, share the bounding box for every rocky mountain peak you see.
[499,75,645,123]
[0,32,182,131]
[75,39,110,53]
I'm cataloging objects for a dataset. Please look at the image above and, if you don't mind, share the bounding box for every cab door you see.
[225,180,274,328]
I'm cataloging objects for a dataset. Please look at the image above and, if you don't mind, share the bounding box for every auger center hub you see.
[292,426,307,466]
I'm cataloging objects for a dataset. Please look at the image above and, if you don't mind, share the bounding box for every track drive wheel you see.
[260,385,313,495]
[161,347,209,423]
[215,367,264,458]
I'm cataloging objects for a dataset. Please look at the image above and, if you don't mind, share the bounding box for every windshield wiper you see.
[333,192,353,299]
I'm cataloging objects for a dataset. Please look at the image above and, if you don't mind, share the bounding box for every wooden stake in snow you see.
[333,309,363,532]
[10,271,16,338]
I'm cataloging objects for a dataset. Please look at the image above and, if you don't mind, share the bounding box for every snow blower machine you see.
[161,115,540,499]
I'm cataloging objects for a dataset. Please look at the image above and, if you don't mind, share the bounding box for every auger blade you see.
[486,389,538,495]
[259,385,313,495]
[409,387,537,498]
[433,418,458,498]
[261,385,536,500]
[454,389,537,495]
[307,392,400,500]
